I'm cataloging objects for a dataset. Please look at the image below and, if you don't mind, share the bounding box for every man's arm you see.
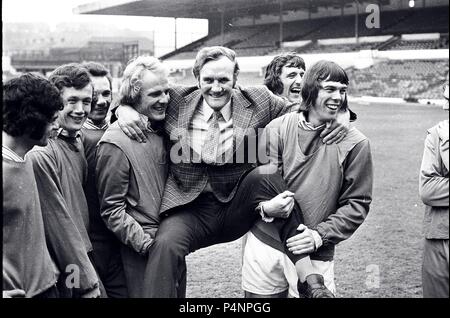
[419,132,449,207]
[320,110,351,144]
[314,139,373,246]
[258,118,283,170]
[114,105,149,143]
[96,142,154,255]
[28,150,99,296]
[255,118,297,220]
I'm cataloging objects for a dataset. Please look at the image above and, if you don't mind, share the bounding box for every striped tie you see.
[202,111,221,164]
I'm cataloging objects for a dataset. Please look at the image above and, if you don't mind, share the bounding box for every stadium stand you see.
[164,6,448,60]
[160,3,448,102]
[387,39,444,50]
[295,41,380,54]
[347,59,449,99]
[382,7,449,34]
[8,0,448,102]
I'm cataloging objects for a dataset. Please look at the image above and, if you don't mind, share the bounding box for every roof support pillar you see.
[220,9,225,46]
[279,0,283,48]
[174,17,177,50]
[308,0,311,20]
[354,0,359,44]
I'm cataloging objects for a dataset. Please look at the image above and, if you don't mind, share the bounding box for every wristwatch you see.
[256,202,274,223]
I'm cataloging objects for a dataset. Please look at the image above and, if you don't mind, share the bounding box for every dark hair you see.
[264,53,306,95]
[81,61,113,90]
[301,60,349,111]
[3,73,63,140]
[48,63,92,91]
[192,46,240,83]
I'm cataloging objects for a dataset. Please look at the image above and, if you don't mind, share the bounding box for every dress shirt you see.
[189,99,234,160]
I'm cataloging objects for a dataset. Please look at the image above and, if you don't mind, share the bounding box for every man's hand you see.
[3,289,26,298]
[286,224,317,255]
[320,109,350,144]
[80,285,101,298]
[117,105,149,143]
[262,191,296,218]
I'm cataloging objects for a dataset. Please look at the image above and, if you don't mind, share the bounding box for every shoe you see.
[297,274,335,298]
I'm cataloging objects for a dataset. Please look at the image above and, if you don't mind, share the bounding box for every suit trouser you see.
[422,238,449,298]
[90,238,128,298]
[142,165,304,298]
[120,244,187,298]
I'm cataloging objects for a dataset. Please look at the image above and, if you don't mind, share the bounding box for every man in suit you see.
[115,47,350,297]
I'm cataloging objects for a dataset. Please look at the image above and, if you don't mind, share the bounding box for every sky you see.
[2,0,208,56]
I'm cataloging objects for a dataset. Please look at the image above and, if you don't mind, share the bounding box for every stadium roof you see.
[74,0,382,19]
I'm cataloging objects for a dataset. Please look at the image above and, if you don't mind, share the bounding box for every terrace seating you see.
[383,7,449,34]
[383,37,449,51]
[347,60,449,99]
[298,41,380,54]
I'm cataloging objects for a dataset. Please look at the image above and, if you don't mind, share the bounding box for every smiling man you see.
[243,60,373,298]
[95,56,171,297]
[264,52,306,109]
[82,62,112,128]
[27,64,100,298]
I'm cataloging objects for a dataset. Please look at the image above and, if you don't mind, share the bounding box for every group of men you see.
[2,45,447,298]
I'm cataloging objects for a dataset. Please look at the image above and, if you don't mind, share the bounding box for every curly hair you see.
[264,52,306,95]
[3,73,63,140]
[192,46,240,84]
[48,63,92,91]
[119,55,168,107]
[81,61,112,90]
[301,60,349,112]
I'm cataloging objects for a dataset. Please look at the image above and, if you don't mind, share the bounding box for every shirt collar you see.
[298,112,326,131]
[57,128,82,138]
[202,99,232,122]
[2,145,25,162]
[83,118,109,130]
[437,120,449,143]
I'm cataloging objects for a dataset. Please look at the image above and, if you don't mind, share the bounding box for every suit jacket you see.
[160,84,289,214]
[419,120,449,239]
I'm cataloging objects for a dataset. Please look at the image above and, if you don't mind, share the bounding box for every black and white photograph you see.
[2,0,449,304]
